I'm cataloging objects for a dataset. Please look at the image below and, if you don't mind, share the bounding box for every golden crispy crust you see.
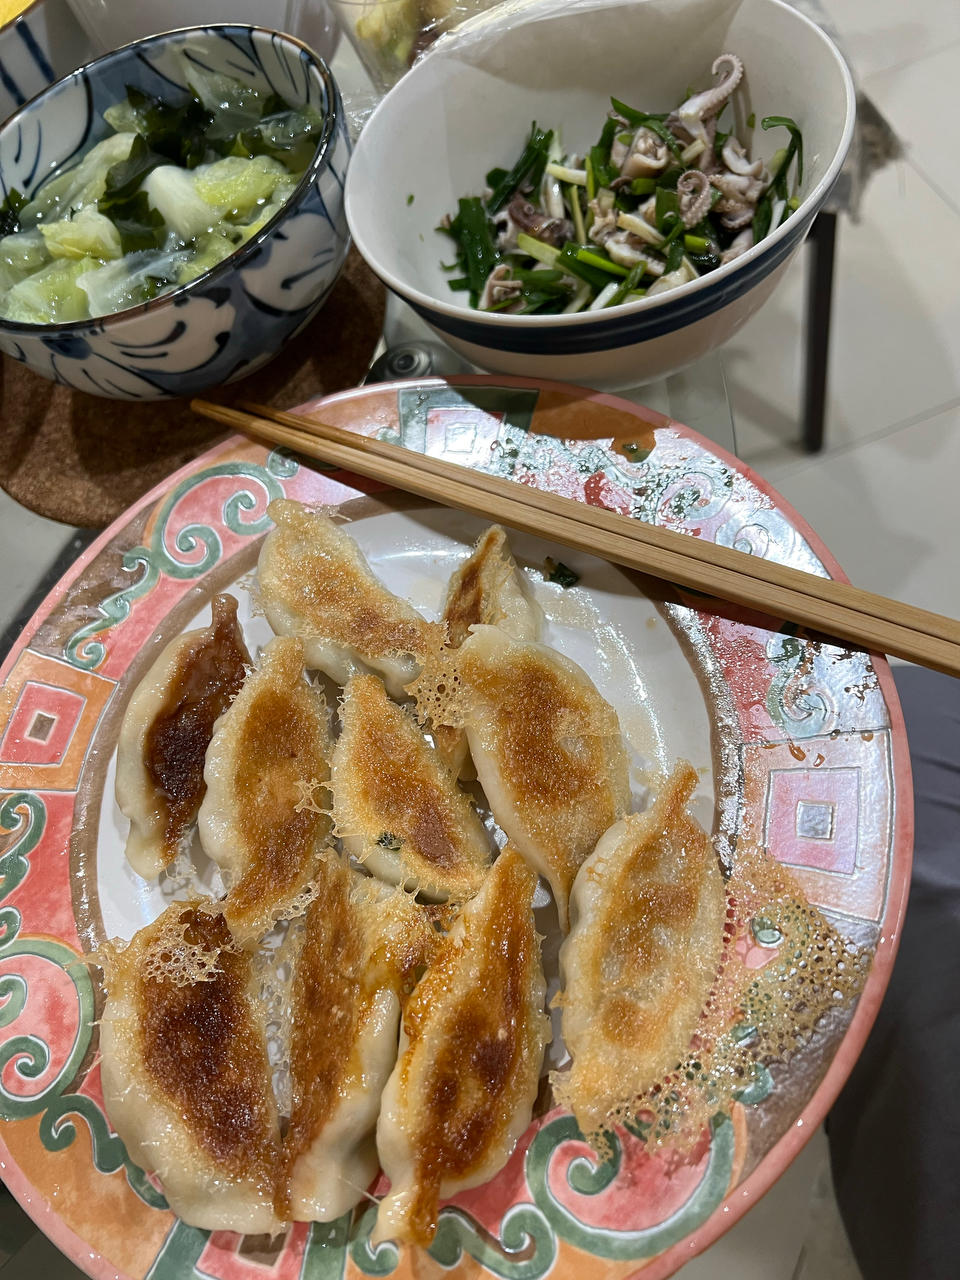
[332,674,491,900]
[434,527,541,777]
[117,594,250,878]
[374,848,547,1248]
[555,762,726,1136]
[441,526,514,646]
[258,501,438,679]
[99,903,280,1231]
[455,627,629,928]
[279,856,435,1220]
[198,636,331,946]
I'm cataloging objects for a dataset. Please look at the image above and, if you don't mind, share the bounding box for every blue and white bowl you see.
[0,0,95,125]
[345,0,855,388]
[0,24,351,400]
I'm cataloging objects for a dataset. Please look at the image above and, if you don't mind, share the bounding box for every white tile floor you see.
[2,1,956,1276]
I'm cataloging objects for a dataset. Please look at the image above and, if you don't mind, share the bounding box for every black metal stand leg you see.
[802,210,838,453]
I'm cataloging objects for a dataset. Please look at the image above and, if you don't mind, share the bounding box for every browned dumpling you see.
[99,902,281,1233]
[198,635,331,947]
[115,594,249,879]
[279,854,436,1222]
[331,673,492,901]
[257,499,439,699]
[434,525,542,777]
[373,848,548,1248]
[555,762,726,1136]
[454,625,630,929]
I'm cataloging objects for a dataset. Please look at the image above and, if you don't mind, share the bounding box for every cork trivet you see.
[0,248,386,529]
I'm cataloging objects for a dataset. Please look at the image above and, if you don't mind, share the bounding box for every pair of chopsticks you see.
[191,398,960,677]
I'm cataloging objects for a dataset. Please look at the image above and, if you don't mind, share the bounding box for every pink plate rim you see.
[0,372,913,1278]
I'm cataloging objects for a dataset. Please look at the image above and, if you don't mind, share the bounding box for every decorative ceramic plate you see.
[0,376,911,1280]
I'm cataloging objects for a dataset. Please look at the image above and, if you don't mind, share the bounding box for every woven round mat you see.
[0,248,386,529]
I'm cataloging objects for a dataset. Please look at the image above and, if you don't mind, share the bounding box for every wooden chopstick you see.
[237,400,960,650]
[191,397,960,677]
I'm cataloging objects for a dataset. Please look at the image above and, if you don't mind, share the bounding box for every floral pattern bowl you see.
[0,24,352,400]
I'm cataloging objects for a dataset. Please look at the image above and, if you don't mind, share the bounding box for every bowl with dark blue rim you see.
[345,0,854,389]
[0,23,351,400]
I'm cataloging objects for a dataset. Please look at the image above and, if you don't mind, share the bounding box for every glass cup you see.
[330,0,502,95]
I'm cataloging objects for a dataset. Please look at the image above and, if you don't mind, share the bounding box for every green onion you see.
[687,249,720,273]
[585,153,597,202]
[616,210,665,247]
[575,246,629,277]
[563,280,593,312]
[546,162,587,185]
[587,116,619,194]
[747,111,756,130]
[683,233,710,253]
[544,558,580,588]
[452,196,500,296]
[589,281,620,309]
[506,266,570,295]
[659,217,685,255]
[680,138,705,164]
[752,115,804,242]
[630,177,657,195]
[655,186,680,231]
[663,237,686,274]
[516,232,560,266]
[558,243,611,291]
[762,115,804,183]
[486,122,554,213]
[606,259,648,307]
[567,183,587,243]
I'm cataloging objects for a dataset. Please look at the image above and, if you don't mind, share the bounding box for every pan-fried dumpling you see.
[257,499,439,699]
[279,854,436,1222]
[116,594,249,879]
[331,673,492,901]
[198,635,331,947]
[99,902,281,1233]
[435,526,542,776]
[373,847,547,1248]
[555,762,725,1136]
[453,625,630,929]
[441,525,541,648]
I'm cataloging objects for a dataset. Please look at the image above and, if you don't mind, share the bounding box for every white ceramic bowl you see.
[345,0,855,388]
